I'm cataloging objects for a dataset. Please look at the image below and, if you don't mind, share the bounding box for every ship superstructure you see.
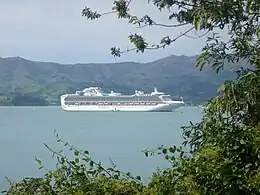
[60,87,184,112]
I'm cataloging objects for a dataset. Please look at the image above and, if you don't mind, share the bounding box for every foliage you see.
[5,132,149,195]
[82,0,260,69]
[4,0,260,194]
[11,93,48,106]
[0,93,47,106]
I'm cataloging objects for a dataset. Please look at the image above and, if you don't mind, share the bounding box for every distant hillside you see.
[0,55,247,105]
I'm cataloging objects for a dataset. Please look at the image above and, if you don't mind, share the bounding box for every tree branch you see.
[184,29,210,39]
[126,0,132,7]
[46,131,142,183]
[137,22,189,28]
[148,0,196,9]
[113,27,195,56]
[44,137,113,177]
[82,0,132,19]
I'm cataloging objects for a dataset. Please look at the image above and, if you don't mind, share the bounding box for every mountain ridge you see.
[0,55,245,106]
[0,54,199,65]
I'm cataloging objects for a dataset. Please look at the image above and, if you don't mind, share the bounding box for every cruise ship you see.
[60,87,184,112]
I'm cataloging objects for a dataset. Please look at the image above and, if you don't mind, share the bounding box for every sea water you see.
[0,106,203,191]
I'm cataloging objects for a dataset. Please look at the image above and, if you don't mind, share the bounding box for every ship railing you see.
[64,100,162,103]
[64,101,165,106]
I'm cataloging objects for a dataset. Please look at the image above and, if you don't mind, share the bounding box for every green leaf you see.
[114,174,119,179]
[169,146,176,153]
[245,163,252,168]
[61,157,65,164]
[246,0,253,13]
[218,83,226,92]
[35,157,42,165]
[256,27,260,38]
[90,161,94,167]
[196,51,208,71]
[74,158,79,164]
[136,176,141,181]
[97,166,103,173]
[162,148,167,154]
[177,147,182,152]
[38,166,44,170]
[240,139,246,145]
[233,145,239,150]
[192,17,198,30]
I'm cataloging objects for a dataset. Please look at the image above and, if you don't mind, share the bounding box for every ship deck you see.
[64,95,162,102]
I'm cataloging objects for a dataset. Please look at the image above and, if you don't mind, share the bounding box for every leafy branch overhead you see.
[82,0,260,73]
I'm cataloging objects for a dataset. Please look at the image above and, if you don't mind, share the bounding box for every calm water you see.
[0,106,203,190]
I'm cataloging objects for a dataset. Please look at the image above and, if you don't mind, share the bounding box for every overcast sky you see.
[0,0,227,64]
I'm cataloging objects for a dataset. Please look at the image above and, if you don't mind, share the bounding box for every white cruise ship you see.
[60,87,184,112]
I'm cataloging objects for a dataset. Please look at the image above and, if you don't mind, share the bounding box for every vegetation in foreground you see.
[3,0,260,194]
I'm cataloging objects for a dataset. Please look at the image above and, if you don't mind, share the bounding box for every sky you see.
[0,0,227,64]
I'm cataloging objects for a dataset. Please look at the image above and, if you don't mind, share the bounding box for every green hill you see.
[0,55,246,106]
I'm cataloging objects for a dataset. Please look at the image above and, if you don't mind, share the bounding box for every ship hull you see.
[60,87,184,112]
[60,103,181,112]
